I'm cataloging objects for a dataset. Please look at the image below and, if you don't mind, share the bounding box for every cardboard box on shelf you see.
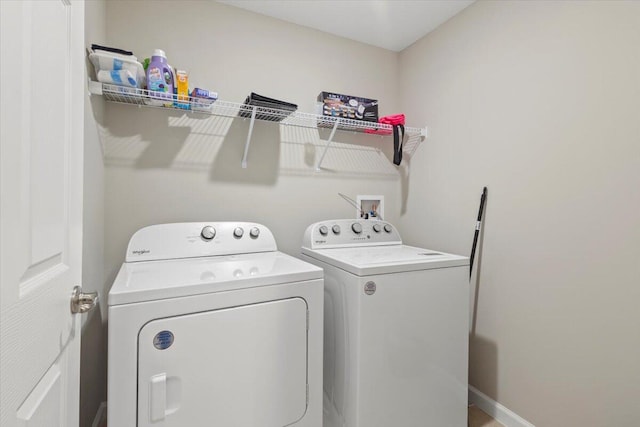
[317,91,378,122]
[190,88,218,112]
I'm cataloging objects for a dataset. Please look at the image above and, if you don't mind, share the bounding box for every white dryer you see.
[108,222,323,427]
[301,219,469,427]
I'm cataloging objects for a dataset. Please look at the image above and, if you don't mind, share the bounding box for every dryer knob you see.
[384,224,392,233]
[332,225,341,235]
[233,227,244,238]
[249,227,260,238]
[201,226,216,240]
[351,223,363,234]
[373,223,381,233]
[319,225,329,236]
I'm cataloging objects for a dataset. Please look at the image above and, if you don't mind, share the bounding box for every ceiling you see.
[218,0,475,52]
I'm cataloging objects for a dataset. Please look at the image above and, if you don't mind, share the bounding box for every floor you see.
[469,405,505,427]
[98,405,501,427]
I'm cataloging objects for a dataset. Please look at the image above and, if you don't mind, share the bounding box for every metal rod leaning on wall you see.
[470,187,487,279]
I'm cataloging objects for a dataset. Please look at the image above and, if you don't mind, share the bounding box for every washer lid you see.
[108,251,322,306]
[301,245,469,276]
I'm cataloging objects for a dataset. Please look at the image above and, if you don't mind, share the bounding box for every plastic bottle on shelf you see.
[146,49,174,107]
[174,69,190,110]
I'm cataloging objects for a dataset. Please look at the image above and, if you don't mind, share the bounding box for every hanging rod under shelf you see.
[88,81,427,168]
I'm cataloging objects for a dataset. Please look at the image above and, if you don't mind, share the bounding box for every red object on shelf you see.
[365,114,405,135]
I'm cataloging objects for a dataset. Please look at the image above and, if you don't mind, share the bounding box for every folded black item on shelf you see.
[238,92,298,122]
[91,44,134,56]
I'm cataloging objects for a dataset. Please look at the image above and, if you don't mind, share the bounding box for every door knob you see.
[70,286,99,314]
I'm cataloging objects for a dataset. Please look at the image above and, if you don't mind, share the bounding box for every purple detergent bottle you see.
[146,49,174,106]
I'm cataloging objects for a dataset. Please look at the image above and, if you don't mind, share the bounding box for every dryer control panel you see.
[126,222,277,262]
[302,219,402,250]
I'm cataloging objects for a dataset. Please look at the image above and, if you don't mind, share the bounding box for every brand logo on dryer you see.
[131,249,150,256]
[153,331,174,350]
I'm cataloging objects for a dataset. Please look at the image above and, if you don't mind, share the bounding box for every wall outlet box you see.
[356,195,384,220]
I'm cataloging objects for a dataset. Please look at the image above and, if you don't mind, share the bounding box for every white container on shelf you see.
[97,70,138,87]
[89,51,145,87]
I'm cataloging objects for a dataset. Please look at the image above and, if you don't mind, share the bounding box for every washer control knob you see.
[332,225,341,235]
[319,225,329,236]
[201,226,216,240]
[351,223,363,234]
[249,227,260,238]
[384,224,392,233]
[233,227,244,238]
[373,223,382,233]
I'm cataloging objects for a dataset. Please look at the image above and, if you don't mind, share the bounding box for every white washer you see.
[301,219,469,427]
[108,222,323,427]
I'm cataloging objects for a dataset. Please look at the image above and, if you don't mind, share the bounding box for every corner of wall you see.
[81,2,107,426]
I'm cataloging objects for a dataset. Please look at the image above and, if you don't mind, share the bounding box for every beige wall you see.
[399,1,640,426]
[101,0,405,286]
[81,1,107,426]
[87,1,640,426]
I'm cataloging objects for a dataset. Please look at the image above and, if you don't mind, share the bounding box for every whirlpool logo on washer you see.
[364,281,376,295]
[131,249,150,256]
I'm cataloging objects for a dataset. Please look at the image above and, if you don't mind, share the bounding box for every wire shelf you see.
[90,82,427,168]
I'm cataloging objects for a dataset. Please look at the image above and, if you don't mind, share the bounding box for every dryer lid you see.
[109,251,322,306]
[301,244,468,276]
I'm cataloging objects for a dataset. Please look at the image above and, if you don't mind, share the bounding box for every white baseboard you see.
[469,386,535,427]
[91,401,107,427]
[92,390,531,427]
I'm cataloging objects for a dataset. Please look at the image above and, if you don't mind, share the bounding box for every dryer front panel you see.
[137,298,309,427]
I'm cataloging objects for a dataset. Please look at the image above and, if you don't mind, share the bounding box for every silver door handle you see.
[70,286,99,314]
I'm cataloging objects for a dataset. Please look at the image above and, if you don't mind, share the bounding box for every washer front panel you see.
[137,298,308,427]
[302,257,469,427]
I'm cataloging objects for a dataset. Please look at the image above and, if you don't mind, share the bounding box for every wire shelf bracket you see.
[241,106,258,169]
[315,119,341,171]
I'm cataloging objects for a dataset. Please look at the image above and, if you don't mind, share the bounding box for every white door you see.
[0,1,86,427]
